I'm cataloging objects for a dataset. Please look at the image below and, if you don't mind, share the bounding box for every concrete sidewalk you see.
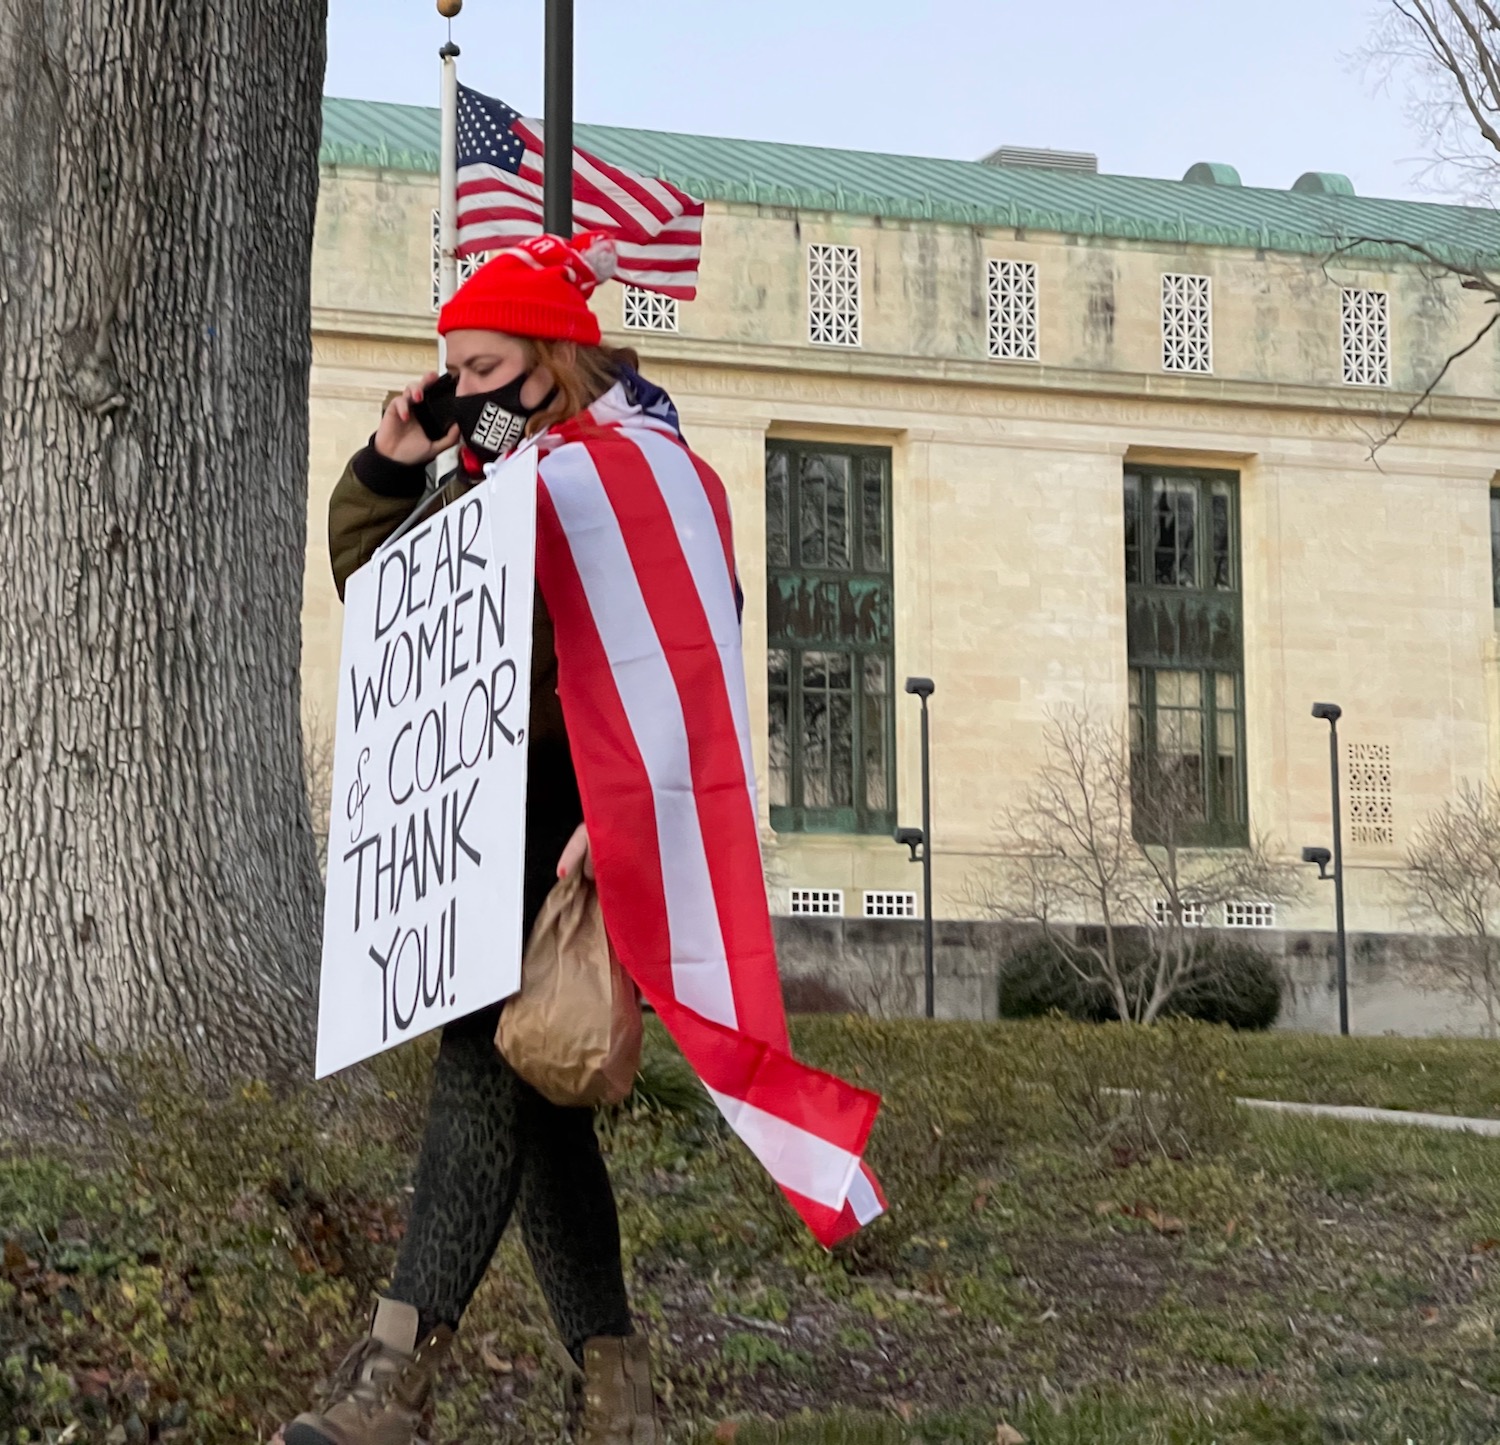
[1240,1096,1500,1136]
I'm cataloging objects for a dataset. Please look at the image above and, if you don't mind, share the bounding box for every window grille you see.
[1152,899,1206,927]
[1341,289,1390,386]
[987,259,1039,361]
[808,244,861,347]
[1224,901,1277,929]
[790,888,844,917]
[623,287,679,333]
[864,891,917,918]
[1161,274,1213,373]
[1346,743,1394,847]
[431,209,486,311]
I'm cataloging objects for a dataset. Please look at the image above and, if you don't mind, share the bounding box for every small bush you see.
[997,939,1117,1022]
[1015,1017,1244,1163]
[790,1019,1018,1272]
[1165,940,1282,1031]
[998,935,1282,1030]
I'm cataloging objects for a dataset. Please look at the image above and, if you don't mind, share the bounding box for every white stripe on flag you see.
[628,430,758,825]
[614,268,701,291]
[847,1167,886,1226]
[460,162,546,202]
[708,1088,861,1213]
[458,207,701,251]
[543,447,740,1029]
[458,195,627,233]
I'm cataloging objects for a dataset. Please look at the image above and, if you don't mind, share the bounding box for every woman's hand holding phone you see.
[374,372,461,466]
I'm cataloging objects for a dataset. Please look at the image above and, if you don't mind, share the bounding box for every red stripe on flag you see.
[538,458,882,1246]
[686,450,740,605]
[578,431,788,1048]
[514,119,686,234]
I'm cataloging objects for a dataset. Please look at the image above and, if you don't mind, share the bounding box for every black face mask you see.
[454,374,554,465]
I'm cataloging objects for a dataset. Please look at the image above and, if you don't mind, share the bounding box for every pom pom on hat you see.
[438,230,619,344]
[571,232,618,289]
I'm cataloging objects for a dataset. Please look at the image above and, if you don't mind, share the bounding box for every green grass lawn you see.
[6,1020,1500,1444]
[1227,1030,1500,1118]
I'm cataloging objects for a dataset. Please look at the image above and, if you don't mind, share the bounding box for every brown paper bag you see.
[496,870,642,1108]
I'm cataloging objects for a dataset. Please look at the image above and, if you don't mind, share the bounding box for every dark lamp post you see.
[543,0,574,236]
[895,678,936,1019]
[1304,702,1350,1036]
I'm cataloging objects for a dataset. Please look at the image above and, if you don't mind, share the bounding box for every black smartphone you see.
[409,372,459,441]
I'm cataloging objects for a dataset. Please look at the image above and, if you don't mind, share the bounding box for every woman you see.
[284,234,660,1445]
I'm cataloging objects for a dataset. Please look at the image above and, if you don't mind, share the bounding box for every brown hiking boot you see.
[283,1298,452,1445]
[568,1334,659,1445]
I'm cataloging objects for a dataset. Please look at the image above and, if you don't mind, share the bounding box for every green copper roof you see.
[320,96,1500,267]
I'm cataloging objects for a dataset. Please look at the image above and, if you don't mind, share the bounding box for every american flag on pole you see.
[532,389,886,1246]
[455,85,704,301]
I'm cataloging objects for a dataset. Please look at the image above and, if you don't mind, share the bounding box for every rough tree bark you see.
[0,1,328,1117]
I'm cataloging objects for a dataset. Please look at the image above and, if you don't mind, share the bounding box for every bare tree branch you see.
[1318,234,1500,455]
[971,707,1301,1024]
[1401,780,1500,1037]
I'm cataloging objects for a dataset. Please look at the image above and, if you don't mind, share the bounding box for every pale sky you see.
[326,0,1461,205]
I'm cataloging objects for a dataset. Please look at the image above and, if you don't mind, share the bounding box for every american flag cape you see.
[530,385,886,1245]
[455,85,704,301]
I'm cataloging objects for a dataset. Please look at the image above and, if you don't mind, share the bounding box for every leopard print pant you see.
[387,739,632,1357]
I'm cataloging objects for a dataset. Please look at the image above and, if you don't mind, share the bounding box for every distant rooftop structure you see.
[319,96,1500,267]
[980,145,1098,174]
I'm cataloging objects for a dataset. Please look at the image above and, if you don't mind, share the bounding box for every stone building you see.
[306,97,1500,1028]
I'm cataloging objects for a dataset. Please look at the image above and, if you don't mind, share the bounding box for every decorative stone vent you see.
[623,286,679,333]
[808,244,861,347]
[1162,273,1213,373]
[1347,743,1394,847]
[987,259,1040,362]
[1341,289,1390,386]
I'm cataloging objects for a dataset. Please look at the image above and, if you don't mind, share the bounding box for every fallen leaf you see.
[713,1422,740,1444]
[480,1345,513,1374]
[1224,1217,1240,1242]
[1094,1200,1118,1216]
[971,1193,990,1215]
[2,1239,28,1274]
[1144,1208,1185,1236]
[1421,1307,1441,1327]
[1473,1238,1500,1254]
[996,1426,1027,1445]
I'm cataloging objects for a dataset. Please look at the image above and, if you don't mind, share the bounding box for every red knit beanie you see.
[438,231,618,345]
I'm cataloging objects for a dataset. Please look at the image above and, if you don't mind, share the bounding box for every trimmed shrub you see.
[998,935,1282,1030]
[996,938,1124,1023]
[1166,940,1282,1031]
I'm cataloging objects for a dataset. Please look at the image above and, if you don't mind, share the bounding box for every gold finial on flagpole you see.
[437,0,462,16]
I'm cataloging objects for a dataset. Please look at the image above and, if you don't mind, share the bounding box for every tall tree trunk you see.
[0,1,327,1120]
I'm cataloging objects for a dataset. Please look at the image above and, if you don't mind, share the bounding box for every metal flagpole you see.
[438,36,461,342]
[435,6,462,480]
[543,0,574,236]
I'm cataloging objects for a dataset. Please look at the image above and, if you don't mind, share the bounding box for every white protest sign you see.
[316,448,537,1077]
